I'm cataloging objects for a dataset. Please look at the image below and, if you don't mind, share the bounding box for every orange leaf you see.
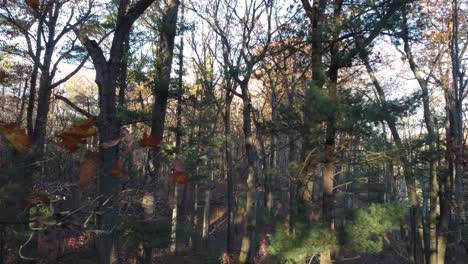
[0,122,33,152]
[58,117,97,152]
[172,159,188,184]
[79,151,100,186]
[58,134,86,152]
[110,159,124,177]
[175,171,189,184]
[139,131,161,148]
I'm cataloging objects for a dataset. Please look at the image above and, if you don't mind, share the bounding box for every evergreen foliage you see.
[268,221,337,262]
[344,203,408,254]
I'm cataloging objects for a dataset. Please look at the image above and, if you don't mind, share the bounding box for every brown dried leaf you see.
[25,0,40,10]
[139,131,161,148]
[58,117,97,152]
[174,171,189,184]
[110,159,124,178]
[79,151,100,186]
[172,159,188,184]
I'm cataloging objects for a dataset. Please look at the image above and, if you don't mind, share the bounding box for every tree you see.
[77,0,157,262]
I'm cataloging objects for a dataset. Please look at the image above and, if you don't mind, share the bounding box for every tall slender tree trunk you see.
[361,49,425,264]
[202,171,213,247]
[26,17,44,135]
[320,2,342,263]
[225,90,234,253]
[239,83,257,264]
[170,184,180,253]
[169,2,184,252]
[17,78,28,125]
[449,2,465,262]
[191,183,199,250]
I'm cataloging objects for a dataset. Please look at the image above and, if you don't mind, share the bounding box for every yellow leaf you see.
[0,122,33,152]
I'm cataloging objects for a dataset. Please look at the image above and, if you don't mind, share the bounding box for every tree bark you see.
[239,83,258,264]
[80,1,158,262]
[224,89,234,253]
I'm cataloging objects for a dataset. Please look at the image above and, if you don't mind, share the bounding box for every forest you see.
[0,0,467,263]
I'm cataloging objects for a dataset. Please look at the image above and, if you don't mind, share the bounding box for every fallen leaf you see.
[110,159,124,177]
[139,131,161,148]
[79,151,100,186]
[0,122,33,152]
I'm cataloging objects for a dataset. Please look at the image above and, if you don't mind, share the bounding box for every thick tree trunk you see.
[80,1,158,263]
[94,69,121,264]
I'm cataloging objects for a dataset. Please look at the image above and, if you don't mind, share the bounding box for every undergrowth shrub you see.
[344,202,408,254]
[268,220,337,263]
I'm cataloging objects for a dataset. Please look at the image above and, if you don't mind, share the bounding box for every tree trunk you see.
[202,171,213,247]
[225,90,234,253]
[16,78,28,125]
[170,184,180,253]
[191,183,199,250]
[94,69,121,264]
[26,17,44,135]
[450,2,465,262]
[239,83,257,264]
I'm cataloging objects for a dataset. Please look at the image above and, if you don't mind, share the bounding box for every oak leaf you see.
[25,0,40,10]
[0,122,33,152]
[58,117,97,152]
[110,159,124,178]
[100,129,129,149]
[79,151,100,186]
[172,159,188,184]
[139,131,161,148]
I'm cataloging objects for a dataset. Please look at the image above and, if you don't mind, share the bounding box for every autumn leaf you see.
[79,151,100,186]
[172,159,188,184]
[25,0,40,10]
[100,129,129,149]
[110,159,124,178]
[58,117,97,152]
[100,137,123,149]
[20,193,51,208]
[0,122,33,152]
[0,68,9,83]
[175,171,189,184]
[139,131,161,148]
